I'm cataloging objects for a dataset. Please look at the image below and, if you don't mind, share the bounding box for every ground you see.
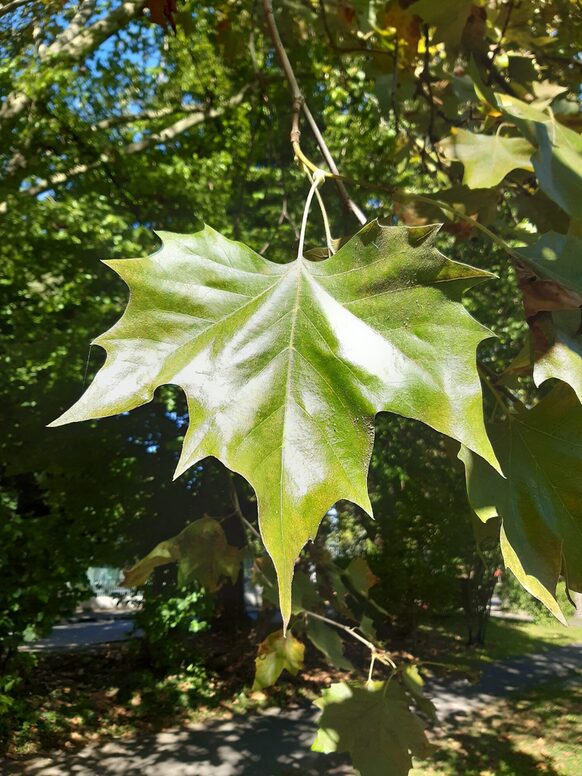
[412,679,582,776]
[2,615,581,774]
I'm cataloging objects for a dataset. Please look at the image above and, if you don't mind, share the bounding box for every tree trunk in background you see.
[213,510,250,632]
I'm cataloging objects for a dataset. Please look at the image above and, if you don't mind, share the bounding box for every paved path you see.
[20,617,138,652]
[428,642,582,720]
[3,707,351,776]
[5,643,580,775]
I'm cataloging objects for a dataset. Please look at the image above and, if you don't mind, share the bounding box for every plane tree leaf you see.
[412,0,474,48]
[50,221,498,628]
[252,629,305,690]
[515,233,582,401]
[529,310,582,403]
[439,129,535,189]
[304,617,353,671]
[312,680,432,776]
[516,232,582,297]
[496,94,582,218]
[343,557,379,598]
[460,385,582,623]
[122,516,242,591]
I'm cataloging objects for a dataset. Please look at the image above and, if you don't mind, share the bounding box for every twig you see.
[421,25,436,146]
[262,0,366,225]
[303,609,396,669]
[229,473,262,541]
[488,0,514,78]
[477,360,521,409]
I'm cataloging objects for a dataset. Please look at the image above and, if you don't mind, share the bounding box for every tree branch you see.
[262,0,366,225]
[0,0,146,125]
[47,0,98,53]
[0,0,33,20]
[0,88,249,213]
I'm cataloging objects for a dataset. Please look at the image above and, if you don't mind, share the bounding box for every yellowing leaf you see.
[50,221,498,628]
[252,629,305,690]
[344,557,379,597]
[312,681,432,776]
[460,385,582,623]
[380,2,420,54]
[122,516,241,591]
[439,129,534,189]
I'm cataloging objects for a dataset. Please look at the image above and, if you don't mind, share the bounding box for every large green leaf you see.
[122,516,242,591]
[50,221,498,627]
[312,681,432,776]
[460,385,582,623]
[496,94,582,218]
[439,129,534,189]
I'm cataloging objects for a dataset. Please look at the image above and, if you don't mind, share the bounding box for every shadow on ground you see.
[3,707,351,776]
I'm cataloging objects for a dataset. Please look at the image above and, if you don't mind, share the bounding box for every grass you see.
[411,616,582,675]
[3,616,581,761]
[412,677,582,776]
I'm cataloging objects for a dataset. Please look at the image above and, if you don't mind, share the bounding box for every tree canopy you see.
[1,1,581,773]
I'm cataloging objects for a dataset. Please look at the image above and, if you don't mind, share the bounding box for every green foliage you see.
[362,415,496,634]
[439,129,534,189]
[133,587,211,675]
[1,0,582,773]
[498,572,576,624]
[461,385,582,623]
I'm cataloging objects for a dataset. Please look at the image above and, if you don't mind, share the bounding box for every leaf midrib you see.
[278,259,304,571]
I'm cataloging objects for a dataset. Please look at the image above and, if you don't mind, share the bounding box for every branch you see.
[0,0,33,20]
[0,0,146,125]
[303,609,396,669]
[0,89,248,213]
[47,0,98,53]
[488,0,514,79]
[94,100,212,130]
[262,0,366,225]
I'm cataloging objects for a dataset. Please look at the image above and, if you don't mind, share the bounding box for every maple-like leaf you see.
[412,0,474,48]
[122,516,241,592]
[516,232,582,298]
[460,385,582,623]
[439,129,534,189]
[252,629,305,690]
[343,557,379,597]
[515,232,582,401]
[529,311,582,403]
[50,221,498,627]
[304,617,353,670]
[312,681,432,776]
[496,94,582,219]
